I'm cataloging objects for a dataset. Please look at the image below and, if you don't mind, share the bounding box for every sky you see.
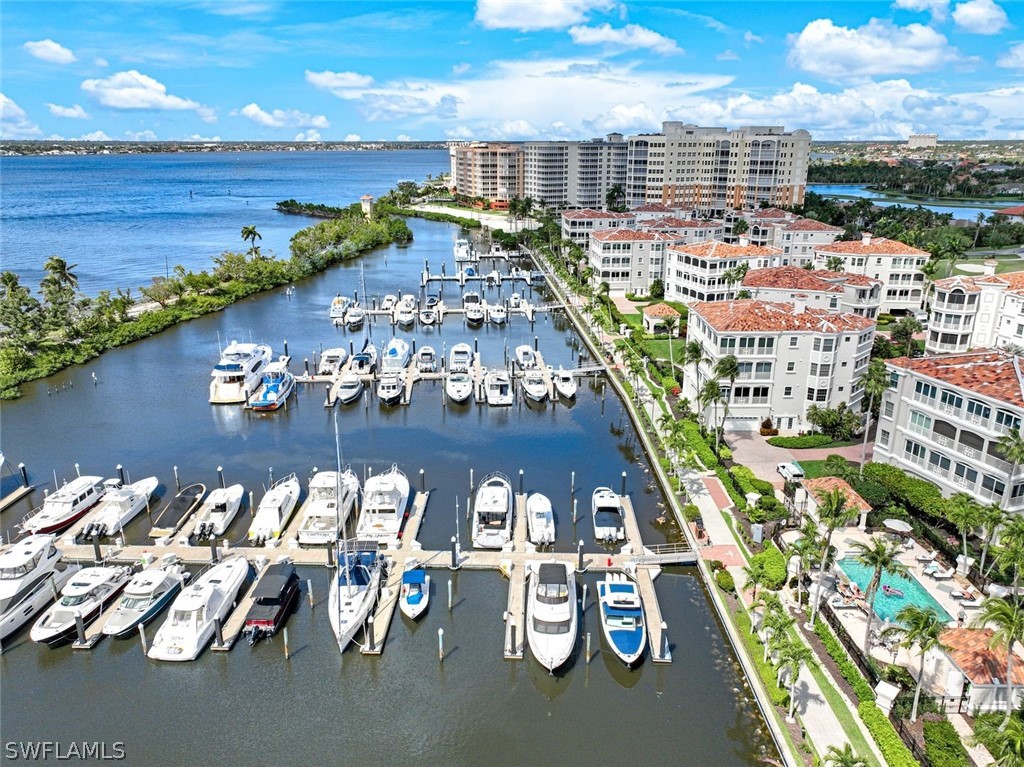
[2,0,1024,143]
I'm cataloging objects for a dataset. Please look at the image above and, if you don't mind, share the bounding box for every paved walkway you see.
[950,714,994,766]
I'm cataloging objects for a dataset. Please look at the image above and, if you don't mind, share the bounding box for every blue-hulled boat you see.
[102,557,190,638]
[597,573,646,667]
[247,358,295,411]
[399,566,430,620]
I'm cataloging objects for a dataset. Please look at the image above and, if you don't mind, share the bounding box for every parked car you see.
[777,462,805,482]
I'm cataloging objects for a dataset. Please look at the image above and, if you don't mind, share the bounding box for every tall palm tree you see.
[972,711,1024,766]
[920,258,942,310]
[882,605,947,723]
[857,358,889,477]
[851,537,909,650]
[997,429,1024,509]
[596,281,611,325]
[792,522,821,607]
[980,502,1008,578]
[713,354,740,451]
[971,598,1024,730]
[941,233,968,277]
[777,638,814,722]
[762,608,795,662]
[663,316,679,380]
[990,517,1024,590]
[807,488,857,629]
[974,211,987,249]
[699,379,723,443]
[824,743,868,767]
[947,492,983,573]
[241,225,262,258]
[741,560,767,604]
[683,340,708,398]
[42,256,79,291]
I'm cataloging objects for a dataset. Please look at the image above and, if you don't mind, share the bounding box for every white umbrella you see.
[883,518,913,534]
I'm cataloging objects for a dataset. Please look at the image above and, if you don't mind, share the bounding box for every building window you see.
[884,400,895,418]
[915,381,937,400]
[786,362,796,372]
[909,410,931,431]
[879,429,890,447]
[806,387,828,402]
[928,451,951,473]
[905,439,926,460]
[983,475,1006,498]
[966,400,991,421]
[784,386,793,397]
[789,337,799,348]
[996,410,1022,431]
[955,463,978,487]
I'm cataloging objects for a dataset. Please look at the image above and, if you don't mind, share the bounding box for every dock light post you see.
[75,463,80,477]
[173,465,180,491]
[577,540,584,573]
[620,471,627,496]
[217,466,225,489]
[450,536,459,571]
[116,464,125,484]
[518,469,524,495]
[420,468,425,493]
[438,628,444,662]
[448,579,453,611]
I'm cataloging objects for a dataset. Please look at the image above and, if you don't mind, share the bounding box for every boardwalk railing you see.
[631,542,696,565]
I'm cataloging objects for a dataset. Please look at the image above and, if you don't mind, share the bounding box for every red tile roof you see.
[591,228,679,242]
[644,217,722,230]
[941,628,1024,685]
[996,204,1024,217]
[816,236,929,257]
[888,350,1024,407]
[643,303,681,318]
[631,203,677,213]
[934,271,1024,296]
[751,208,792,219]
[562,208,636,221]
[784,218,844,233]
[669,240,783,259]
[804,477,872,514]
[690,300,875,333]
[743,266,882,292]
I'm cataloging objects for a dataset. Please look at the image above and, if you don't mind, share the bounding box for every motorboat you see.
[416,346,437,373]
[462,291,481,308]
[81,476,159,539]
[399,565,430,621]
[345,303,365,329]
[592,487,625,543]
[209,341,272,404]
[400,294,418,311]
[420,307,438,326]
[335,372,364,405]
[553,368,578,400]
[190,484,244,540]
[377,372,405,406]
[515,345,536,369]
[30,565,133,647]
[350,341,378,375]
[0,535,81,644]
[597,572,647,667]
[328,547,384,653]
[453,237,477,263]
[449,343,472,373]
[318,347,348,377]
[446,372,474,404]
[149,483,205,539]
[147,556,250,661]
[425,295,439,309]
[526,561,578,672]
[526,493,555,546]
[329,294,350,322]
[356,465,410,547]
[380,294,397,312]
[247,474,300,545]
[242,562,300,645]
[396,305,416,326]
[101,557,189,638]
[465,303,485,325]
[485,370,513,406]
[296,470,360,546]
[472,472,513,549]
[246,358,295,411]
[381,338,412,373]
[488,303,507,325]
[20,475,105,535]
[508,292,522,310]
[521,371,548,403]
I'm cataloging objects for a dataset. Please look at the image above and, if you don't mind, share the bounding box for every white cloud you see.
[892,0,950,20]
[452,62,471,75]
[75,131,113,141]
[198,1,276,17]
[997,42,1024,68]
[344,133,361,141]
[294,129,322,141]
[395,133,413,141]
[304,70,374,92]
[474,0,616,32]
[23,39,77,64]
[663,10,729,33]
[743,30,764,45]
[788,18,965,79]
[81,70,217,122]
[0,94,42,138]
[582,103,660,133]
[239,102,329,128]
[716,50,739,61]
[184,133,221,141]
[568,24,682,55]
[94,57,109,67]
[952,0,1010,34]
[46,103,91,119]
[125,130,158,141]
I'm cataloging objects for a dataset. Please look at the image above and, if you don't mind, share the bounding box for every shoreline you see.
[808,183,1019,210]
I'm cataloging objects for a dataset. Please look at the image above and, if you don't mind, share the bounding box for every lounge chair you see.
[951,588,980,601]
[829,594,860,610]
[915,550,938,564]
[929,566,955,580]
[961,594,986,609]
[901,538,915,551]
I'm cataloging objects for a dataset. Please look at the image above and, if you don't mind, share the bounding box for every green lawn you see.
[796,458,858,478]
[642,338,686,363]
[621,312,644,330]
[931,254,1024,276]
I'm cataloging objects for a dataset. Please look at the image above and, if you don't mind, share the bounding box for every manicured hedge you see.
[767,434,834,449]
[750,543,788,590]
[863,462,947,520]
[732,465,763,496]
[858,701,920,767]
[814,618,875,702]
[681,420,719,469]
[715,466,748,509]
[734,608,790,708]
[715,570,736,592]
[923,720,970,767]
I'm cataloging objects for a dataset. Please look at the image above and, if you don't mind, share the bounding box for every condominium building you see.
[664,240,785,304]
[908,133,939,148]
[728,211,844,265]
[927,267,1024,355]
[625,122,811,214]
[448,142,524,202]
[683,299,875,431]
[523,134,627,209]
[875,350,1024,511]
[560,209,636,248]
[813,233,929,313]
[586,229,682,295]
[643,217,725,243]
[741,266,883,318]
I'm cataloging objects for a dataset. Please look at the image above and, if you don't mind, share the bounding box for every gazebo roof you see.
[642,303,681,319]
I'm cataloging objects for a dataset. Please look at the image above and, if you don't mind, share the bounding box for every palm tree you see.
[997,429,1024,509]
[974,212,987,249]
[857,358,889,477]
[940,233,968,277]
[683,340,708,398]
[713,354,740,452]
[762,608,795,662]
[990,517,1024,590]
[741,560,767,604]
[699,379,723,443]
[971,598,1024,730]
[42,256,79,291]
[825,255,845,272]
[972,711,1024,766]
[890,316,923,358]
[807,488,857,629]
[777,638,814,721]
[605,184,625,212]
[663,316,679,381]
[241,225,262,258]
[882,605,947,723]
[596,281,611,325]
[824,743,868,767]
[791,522,821,607]
[980,502,1008,578]
[920,258,942,310]
[947,492,983,573]
[851,537,909,650]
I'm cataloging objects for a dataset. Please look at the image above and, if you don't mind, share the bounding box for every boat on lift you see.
[472,472,513,549]
[449,343,472,373]
[190,484,245,540]
[515,345,536,369]
[0,535,81,644]
[416,346,437,373]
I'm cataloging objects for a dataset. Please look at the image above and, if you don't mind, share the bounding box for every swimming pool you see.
[837,558,953,624]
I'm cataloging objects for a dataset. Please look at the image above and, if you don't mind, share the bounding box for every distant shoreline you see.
[0,141,448,157]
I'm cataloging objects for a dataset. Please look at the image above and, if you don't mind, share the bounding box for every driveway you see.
[727,432,792,490]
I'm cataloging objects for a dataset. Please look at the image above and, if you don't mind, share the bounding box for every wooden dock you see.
[71,594,125,650]
[532,350,555,400]
[503,559,526,659]
[211,559,269,652]
[0,484,35,513]
[636,565,671,663]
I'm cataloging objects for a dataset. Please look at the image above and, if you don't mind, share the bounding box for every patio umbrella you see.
[883,519,913,534]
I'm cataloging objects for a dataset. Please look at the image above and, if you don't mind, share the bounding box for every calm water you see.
[807,183,1012,219]
[0,179,776,765]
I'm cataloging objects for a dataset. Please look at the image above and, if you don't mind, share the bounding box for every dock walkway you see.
[212,559,269,652]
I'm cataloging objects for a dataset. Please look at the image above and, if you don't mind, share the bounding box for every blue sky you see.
[2,0,1023,142]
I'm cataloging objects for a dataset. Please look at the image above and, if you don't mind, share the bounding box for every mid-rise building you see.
[908,133,939,148]
[683,299,875,431]
[560,209,636,248]
[523,134,627,209]
[665,240,784,304]
[448,142,524,202]
[876,350,1024,511]
[741,266,883,318]
[813,233,929,313]
[643,217,725,243]
[586,229,682,295]
[927,267,1024,355]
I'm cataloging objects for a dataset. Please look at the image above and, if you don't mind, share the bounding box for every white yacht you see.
[488,303,508,325]
[30,565,133,647]
[462,291,481,308]
[381,338,412,372]
[465,303,485,325]
[416,346,437,373]
[81,476,159,539]
[418,308,437,326]
[102,557,190,638]
[350,342,378,375]
[296,470,360,545]
[148,556,250,661]
[396,305,416,326]
[446,372,474,404]
[20,475,105,535]
[592,487,626,543]
[485,370,514,406]
[472,472,513,549]
[246,358,295,412]
[597,572,647,667]
[0,535,81,644]
[521,370,548,403]
[449,343,472,373]
[209,341,273,404]
[344,303,365,329]
[329,294,350,322]
[553,368,578,400]
[328,548,383,653]
[399,564,429,621]
[190,484,244,540]
[526,493,555,546]
[247,474,300,545]
[453,237,477,263]
[515,345,536,369]
[318,347,348,377]
[380,294,397,312]
[335,372,364,405]
[356,465,410,547]
[526,561,578,672]
[376,372,404,406]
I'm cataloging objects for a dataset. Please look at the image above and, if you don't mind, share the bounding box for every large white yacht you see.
[446,372,474,404]
[0,535,81,644]
[209,341,273,404]
[30,565,133,647]
[247,474,300,545]
[355,465,410,547]
[597,572,647,667]
[20,475,105,535]
[381,338,411,373]
[81,477,159,538]
[472,472,513,549]
[296,470,360,546]
[449,343,472,373]
[453,237,477,263]
[190,484,245,540]
[526,493,555,546]
[484,370,513,406]
[526,561,578,672]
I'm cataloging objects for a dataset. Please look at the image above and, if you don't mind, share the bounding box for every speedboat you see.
[0,535,81,644]
[102,557,189,638]
[488,303,507,325]
[485,370,513,406]
[446,372,474,403]
[328,547,384,652]
[377,372,404,406]
[399,565,430,621]
[242,562,300,645]
[424,295,439,309]
[508,292,522,310]
[380,294,397,312]
[191,484,244,540]
[472,472,513,549]
[296,469,360,545]
[30,565,133,647]
[526,561,577,672]
[329,294,351,322]
[553,368,578,400]
[453,237,477,263]
[350,341,378,375]
[463,291,481,308]
[247,358,295,411]
[515,345,536,369]
[526,493,555,546]
[465,303,485,325]
[418,308,437,326]
[149,483,205,539]
[318,347,348,377]
[20,475,105,535]
[247,474,300,545]
[336,372,364,405]
[597,572,647,667]
[81,476,159,539]
[521,370,548,403]
[416,346,437,373]
[147,556,250,661]
[209,341,272,404]
[381,338,411,372]
[356,465,410,547]
[396,304,416,326]
[592,487,625,543]
[345,303,365,329]
[449,343,472,373]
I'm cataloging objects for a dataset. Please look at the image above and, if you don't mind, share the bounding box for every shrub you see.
[714,466,748,510]
[734,608,790,708]
[750,544,788,590]
[719,446,733,462]
[681,503,700,521]
[681,420,718,469]
[813,618,875,703]
[732,466,760,496]
[858,702,919,767]
[767,434,833,449]
[863,462,947,520]
[923,720,970,767]
[660,375,679,391]
[708,559,725,572]
[759,427,780,436]
[715,570,736,592]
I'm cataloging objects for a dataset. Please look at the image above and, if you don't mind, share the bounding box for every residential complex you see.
[522,135,627,209]
[926,267,1024,355]
[875,350,1024,511]
[585,229,681,295]
[741,266,883,318]
[448,142,523,202]
[664,240,784,304]
[560,208,637,248]
[683,299,875,432]
[812,233,930,313]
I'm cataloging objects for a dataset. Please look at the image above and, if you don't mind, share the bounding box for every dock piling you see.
[586,632,591,663]
[304,358,309,376]
[582,583,588,610]
[19,463,28,487]
[92,537,101,563]
[573,498,578,524]
[307,579,314,608]
[438,628,444,662]
[284,627,290,659]
[116,464,125,484]
[209,536,219,564]
[138,624,148,656]
[269,466,274,487]
[469,468,474,495]
[283,338,288,358]
[661,621,669,660]
[570,470,575,498]
[249,491,255,516]
[450,536,458,570]
[49,575,58,601]
[508,621,515,658]
[75,614,86,645]
[577,540,584,573]
[448,578,453,611]
[420,468,425,493]
[534,335,538,352]
[217,466,225,488]
[620,471,627,496]
[518,469,524,495]
[213,618,224,648]
[75,463,80,477]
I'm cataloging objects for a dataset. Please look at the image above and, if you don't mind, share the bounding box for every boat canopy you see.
[402,570,426,585]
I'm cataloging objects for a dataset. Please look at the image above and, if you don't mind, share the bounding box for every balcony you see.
[904,451,927,468]
[912,392,938,408]
[926,341,970,354]
[931,299,976,313]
